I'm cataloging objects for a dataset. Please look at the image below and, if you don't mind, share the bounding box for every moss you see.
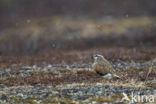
[7,96,40,104]
[0,64,7,69]
[111,93,123,99]
[23,97,38,104]
[58,98,76,104]
[8,96,22,102]
[151,84,156,88]
[146,81,156,88]
[89,96,115,103]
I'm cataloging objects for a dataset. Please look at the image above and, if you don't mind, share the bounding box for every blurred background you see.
[0,0,156,56]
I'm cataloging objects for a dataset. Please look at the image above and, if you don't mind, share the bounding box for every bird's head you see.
[93,54,104,62]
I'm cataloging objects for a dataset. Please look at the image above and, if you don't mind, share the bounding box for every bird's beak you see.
[92,55,94,60]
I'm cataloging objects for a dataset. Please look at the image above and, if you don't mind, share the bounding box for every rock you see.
[0,94,7,99]
[102,73,113,79]
[0,91,6,96]
[20,66,33,70]
[17,93,24,97]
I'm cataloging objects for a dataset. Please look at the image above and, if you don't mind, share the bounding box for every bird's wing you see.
[102,61,115,73]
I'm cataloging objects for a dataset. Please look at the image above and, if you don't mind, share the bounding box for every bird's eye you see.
[94,54,98,57]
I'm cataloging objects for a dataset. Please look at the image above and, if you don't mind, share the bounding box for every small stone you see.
[60,102,66,104]
[19,73,25,77]
[102,73,113,79]
[0,91,6,96]
[92,101,97,104]
[47,64,52,68]
[21,66,32,70]
[17,93,23,97]
[53,71,60,75]
[0,94,7,100]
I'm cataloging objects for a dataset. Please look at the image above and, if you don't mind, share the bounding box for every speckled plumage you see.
[92,54,115,75]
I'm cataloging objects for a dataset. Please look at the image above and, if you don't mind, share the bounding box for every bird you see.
[92,54,119,78]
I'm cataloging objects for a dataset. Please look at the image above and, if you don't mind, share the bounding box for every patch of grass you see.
[118,67,156,82]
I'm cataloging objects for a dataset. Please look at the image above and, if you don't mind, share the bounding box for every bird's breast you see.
[93,63,107,75]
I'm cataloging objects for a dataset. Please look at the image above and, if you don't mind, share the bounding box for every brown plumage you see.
[92,54,115,76]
